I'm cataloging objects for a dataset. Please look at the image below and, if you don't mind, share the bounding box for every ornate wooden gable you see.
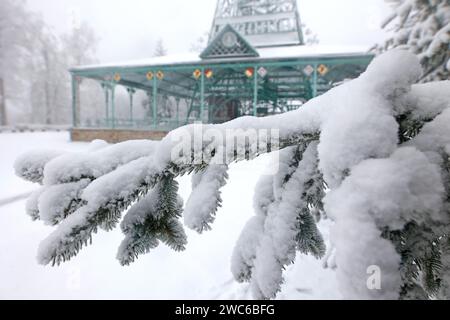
[200,24,259,60]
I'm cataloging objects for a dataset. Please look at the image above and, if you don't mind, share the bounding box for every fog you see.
[27,0,391,63]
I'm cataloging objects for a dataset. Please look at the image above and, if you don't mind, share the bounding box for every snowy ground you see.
[0,132,340,300]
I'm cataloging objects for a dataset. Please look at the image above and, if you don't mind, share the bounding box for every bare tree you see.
[0,78,6,126]
[61,22,99,125]
[0,0,37,125]
[153,38,168,57]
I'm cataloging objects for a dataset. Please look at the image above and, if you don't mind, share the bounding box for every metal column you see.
[152,74,157,128]
[111,84,116,129]
[200,67,205,123]
[253,65,258,117]
[71,75,78,127]
[102,83,110,127]
[127,88,135,126]
[312,63,318,98]
[176,98,180,128]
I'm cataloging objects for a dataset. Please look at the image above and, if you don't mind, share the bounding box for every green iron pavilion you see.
[70,0,374,142]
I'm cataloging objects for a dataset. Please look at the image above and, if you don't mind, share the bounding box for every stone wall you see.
[71,129,168,143]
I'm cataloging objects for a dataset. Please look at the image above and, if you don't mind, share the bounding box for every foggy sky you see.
[26,0,391,64]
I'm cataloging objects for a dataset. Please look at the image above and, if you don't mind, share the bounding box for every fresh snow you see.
[325,147,446,299]
[405,81,450,120]
[0,132,340,299]
[184,162,229,233]
[11,49,450,300]
[71,45,371,71]
[42,140,158,185]
[249,142,323,299]
[8,49,450,300]
[379,0,449,82]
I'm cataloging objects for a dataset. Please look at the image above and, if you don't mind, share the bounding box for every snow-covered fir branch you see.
[376,0,450,82]
[15,49,450,300]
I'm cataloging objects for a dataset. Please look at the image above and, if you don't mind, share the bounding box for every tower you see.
[209,0,304,48]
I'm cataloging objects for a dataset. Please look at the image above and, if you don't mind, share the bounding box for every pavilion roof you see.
[70,45,373,73]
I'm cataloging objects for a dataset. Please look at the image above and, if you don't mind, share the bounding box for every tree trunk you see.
[43,49,52,125]
[0,78,6,126]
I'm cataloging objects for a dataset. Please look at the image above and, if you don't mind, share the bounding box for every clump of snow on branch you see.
[14,149,63,184]
[117,178,186,266]
[403,81,450,120]
[410,107,450,154]
[232,141,327,299]
[252,142,324,299]
[184,160,229,233]
[318,49,421,188]
[38,179,90,225]
[26,188,46,221]
[36,156,165,266]
[43,140,157,185]
[325,147,446,299]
